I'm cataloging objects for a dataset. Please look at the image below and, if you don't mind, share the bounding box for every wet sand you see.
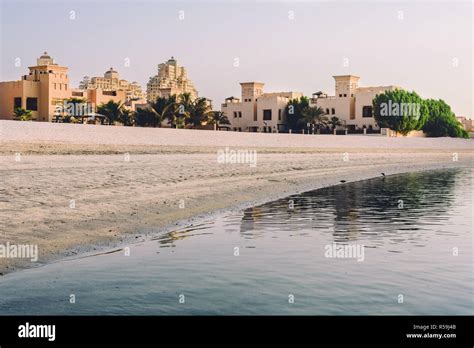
[0,120,472,274]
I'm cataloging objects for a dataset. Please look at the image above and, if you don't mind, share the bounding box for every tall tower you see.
[26,52,69,121]
[147,57,198,102]
[333,75,360,98]
[240,82,264,102]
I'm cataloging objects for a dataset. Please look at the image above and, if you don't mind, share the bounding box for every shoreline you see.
[1,121,473,276]
[1,159,470,277]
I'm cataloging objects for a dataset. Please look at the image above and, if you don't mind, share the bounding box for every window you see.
[278,109,282,121]
[331,108,335,115]
[14,97,22,109]
[233,112,238,118]
[239,112,242,118]
[343,94,347,97]
[263,109,272,121]
[326,108,330,114]
[339,94,342,97]
[26,97,38,111]
[362,106,373,118]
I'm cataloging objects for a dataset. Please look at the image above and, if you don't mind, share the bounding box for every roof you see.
[40,51,51,59]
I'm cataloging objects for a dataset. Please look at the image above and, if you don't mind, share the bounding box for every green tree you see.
[188,97,213,127]
[423,99,468,138]
[13,108,33,121]
[97,100,125,125]
[285,96,309,132]
[300,105,328,131]
[118,108,135,126]
[373,89,428,135]
[135,108,156,127]
[208,111,230,130]
[150,96,176,127]
[328,116,342,130]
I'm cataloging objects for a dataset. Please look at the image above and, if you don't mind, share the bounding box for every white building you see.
[310,75,400,131]
[221,82,303,132]
[147,57,198,102]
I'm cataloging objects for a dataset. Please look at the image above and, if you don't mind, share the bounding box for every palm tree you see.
[328,116,342,130]
[208,111,230,130]
[300,106,328,131]
[119,108,135,126]
[135,108,156,127]
[188,97,213,128]
[97,100,125,125]
[13,108,33,121]
[173,93,192,128]
[150,96,176,127]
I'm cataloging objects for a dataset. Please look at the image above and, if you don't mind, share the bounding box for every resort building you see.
[310,75,400,131]
[146,57,198,102]
[456,116,473,132]
[79,68,145,102]
[0,52,71,121]
[0,53,131,122]
[221,82,303,132]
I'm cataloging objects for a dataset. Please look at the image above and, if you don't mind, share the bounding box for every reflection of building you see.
[79,68,144,102]
[221,82,303,132]
[146,57,198,102]
[0,53,131,121]
[310,75,400,131]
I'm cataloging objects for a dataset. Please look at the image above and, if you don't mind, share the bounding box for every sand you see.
[0,120,472,274]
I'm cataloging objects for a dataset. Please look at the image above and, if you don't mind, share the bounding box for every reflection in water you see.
[239,170,460,247]
[0,168,471,315]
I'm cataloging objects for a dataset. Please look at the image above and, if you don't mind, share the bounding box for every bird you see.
[340,180,346,183]
[381,172,385,176]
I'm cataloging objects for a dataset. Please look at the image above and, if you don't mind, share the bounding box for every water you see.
[0,168,472,315]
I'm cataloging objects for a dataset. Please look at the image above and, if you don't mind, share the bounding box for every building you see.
[456,116,473,132]
[0,53,131,122]
[221,82,303,132]
[0,52,71,121]
[79,68,145,102]
[146,57,198,102]
[310,75,400,131]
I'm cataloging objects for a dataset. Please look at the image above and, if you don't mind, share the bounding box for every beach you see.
[0,120,472,275]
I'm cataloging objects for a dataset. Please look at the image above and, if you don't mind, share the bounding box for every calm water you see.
[0,168,472,315]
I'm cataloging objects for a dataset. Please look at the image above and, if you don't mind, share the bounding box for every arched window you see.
[362,106,373,118]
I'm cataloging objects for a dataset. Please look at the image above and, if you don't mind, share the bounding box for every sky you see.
[0,0,472,116]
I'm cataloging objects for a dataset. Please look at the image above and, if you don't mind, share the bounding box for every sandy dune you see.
[0,120,472,274]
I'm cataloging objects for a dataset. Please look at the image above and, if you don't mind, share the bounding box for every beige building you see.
[456,116,473,132]
[0,53,131,122]
[221,82,303,132]
[0,52,70,121]
[79,68,145,102]
[310,75,400,131]
[147,57,198,102]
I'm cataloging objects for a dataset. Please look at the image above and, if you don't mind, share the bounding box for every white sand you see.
[0,120,472,274]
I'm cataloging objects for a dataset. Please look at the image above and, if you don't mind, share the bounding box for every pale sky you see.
[0,0,472,116]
